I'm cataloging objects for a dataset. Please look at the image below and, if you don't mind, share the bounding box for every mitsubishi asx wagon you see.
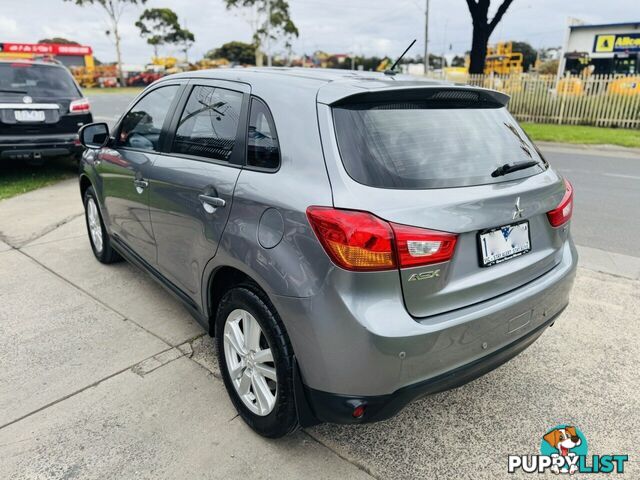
[78,68,577,438]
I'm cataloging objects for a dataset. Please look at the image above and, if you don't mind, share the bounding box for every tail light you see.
[69,98,91,114]
[547,179,573,227]
[306,207,457,271]
[306,207,395,271]
[391,223,458,268]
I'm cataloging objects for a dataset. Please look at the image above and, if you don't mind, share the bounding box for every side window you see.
[247,98,280,170]
[117,85,179,151]
[171,85,243,162]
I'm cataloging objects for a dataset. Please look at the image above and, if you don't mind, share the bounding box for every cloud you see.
[2,0,638,64]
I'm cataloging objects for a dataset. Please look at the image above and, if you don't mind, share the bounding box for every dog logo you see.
[508,424,628,475]
[541,426,586,474]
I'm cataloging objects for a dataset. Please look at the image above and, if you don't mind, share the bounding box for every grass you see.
[83,87,144,95]
[0,156,77,201]
[521,123,640,149]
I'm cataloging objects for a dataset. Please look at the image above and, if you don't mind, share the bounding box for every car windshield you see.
[332,102,546,189]
[0,63,79,97]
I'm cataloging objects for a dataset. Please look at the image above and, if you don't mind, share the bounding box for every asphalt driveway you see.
[0,174,638,479]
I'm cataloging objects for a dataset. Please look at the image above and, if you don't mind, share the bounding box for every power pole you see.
[266,0,272,67]
[423,0,430,75]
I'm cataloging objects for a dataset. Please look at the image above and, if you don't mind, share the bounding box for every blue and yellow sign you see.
[594,33,640,53]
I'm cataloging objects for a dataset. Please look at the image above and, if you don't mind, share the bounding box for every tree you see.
[38,37,79,44]
[63,0,147,86]
[135,8,181,57]
[511,41,536,72]
[464,0,514,74]
[537,59,559,75]
[223,0,298,66]
[451,55,466,67]
[206,41,256,65]
[169,27,195,63]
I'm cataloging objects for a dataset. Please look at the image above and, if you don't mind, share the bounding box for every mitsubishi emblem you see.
[513,197,524,220]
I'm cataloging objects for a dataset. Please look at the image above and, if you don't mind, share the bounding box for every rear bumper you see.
[304,310,561,424]
[274,239,578,423]
[0,133,83,159]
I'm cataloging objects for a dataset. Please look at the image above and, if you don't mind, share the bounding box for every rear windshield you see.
[333,102,546,189]
[0,63,79,98]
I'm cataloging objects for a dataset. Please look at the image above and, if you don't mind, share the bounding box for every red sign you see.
[0,42,92,56]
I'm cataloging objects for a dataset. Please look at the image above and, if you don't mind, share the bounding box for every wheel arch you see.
[79,174,92,200]
[205,265,271,335]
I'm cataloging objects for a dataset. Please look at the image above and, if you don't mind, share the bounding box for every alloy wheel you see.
[223,308,278,416]
[86,197,103,254]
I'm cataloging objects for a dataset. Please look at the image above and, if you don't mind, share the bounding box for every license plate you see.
[14,110,45,122]
[478,221,531,267]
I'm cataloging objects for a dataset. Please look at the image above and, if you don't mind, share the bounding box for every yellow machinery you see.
[376,58,391,72]
[608,76,640,95]
[484,42,523,75]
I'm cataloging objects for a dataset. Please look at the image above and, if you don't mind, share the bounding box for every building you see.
[559,21,640,76]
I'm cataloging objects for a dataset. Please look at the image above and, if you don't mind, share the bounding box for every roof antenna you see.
[385,39,417,76]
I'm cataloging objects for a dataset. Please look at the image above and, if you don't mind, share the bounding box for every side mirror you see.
[79,122,110,149]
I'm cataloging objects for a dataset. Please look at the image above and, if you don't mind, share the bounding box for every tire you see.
[83,186,120,264]
[215,286,299,438]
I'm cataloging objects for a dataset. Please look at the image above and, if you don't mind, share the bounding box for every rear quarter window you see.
[332,100,546,189]
[0,63,80,98]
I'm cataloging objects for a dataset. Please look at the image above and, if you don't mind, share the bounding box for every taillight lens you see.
[391,223,458,268]
[69,98,91,114]
[306,207,395,271]
[547,179,573,227]
[306,207,458,271]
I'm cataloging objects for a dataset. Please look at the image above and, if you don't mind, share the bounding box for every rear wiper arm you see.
[0,89,28,94]
[491,160,540,178]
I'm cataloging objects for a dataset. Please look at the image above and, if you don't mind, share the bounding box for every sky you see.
[0,0,638,65]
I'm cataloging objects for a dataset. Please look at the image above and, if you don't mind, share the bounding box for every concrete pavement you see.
[0,173,638,479]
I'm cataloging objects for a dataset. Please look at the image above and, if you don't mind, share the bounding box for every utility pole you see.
[266,0,272,67]
[423,0,430,75]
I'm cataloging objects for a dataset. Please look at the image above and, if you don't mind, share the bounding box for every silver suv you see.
[78,68,577,438]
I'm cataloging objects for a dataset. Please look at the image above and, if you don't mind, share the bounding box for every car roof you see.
[161,67,497,105]
[0,58,66,68]
[164,67,510,106]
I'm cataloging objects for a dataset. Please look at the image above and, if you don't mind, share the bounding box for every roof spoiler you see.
[327,86,510,108]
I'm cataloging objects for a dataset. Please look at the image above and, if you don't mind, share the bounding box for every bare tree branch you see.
[488,0,515,34]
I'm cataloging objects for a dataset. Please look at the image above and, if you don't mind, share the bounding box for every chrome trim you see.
[0,103,59,110]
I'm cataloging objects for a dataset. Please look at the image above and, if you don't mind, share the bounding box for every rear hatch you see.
[321,86,570,318]
[0,62,89,135]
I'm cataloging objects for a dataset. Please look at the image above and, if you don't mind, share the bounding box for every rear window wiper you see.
[491,160,540,178]
[0,89,28,94]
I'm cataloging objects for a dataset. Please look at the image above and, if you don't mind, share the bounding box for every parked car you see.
[78,68,577,438]
[0,58,92,163]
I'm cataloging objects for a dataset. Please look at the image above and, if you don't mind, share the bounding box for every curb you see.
[537,141,640,158]
[576,245,640,281]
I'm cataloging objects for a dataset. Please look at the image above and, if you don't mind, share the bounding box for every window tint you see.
[117,85,179,151]
[0,63,79,97]
[247,98,280,170]
[333,103,546,189]
[172,85,243,161]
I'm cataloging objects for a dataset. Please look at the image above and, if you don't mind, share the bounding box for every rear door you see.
[147,79,249,298]
[318,88,569,318]
[98,82,184,264]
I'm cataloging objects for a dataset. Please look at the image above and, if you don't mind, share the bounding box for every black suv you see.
[0,58,92,163]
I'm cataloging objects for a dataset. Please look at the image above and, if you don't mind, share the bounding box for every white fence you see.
[425,73,640,129]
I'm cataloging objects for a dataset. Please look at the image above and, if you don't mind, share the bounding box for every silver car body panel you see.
[81,68,578,403]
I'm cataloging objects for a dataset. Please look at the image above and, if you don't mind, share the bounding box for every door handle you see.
[198,194,226,213]
[133,178,149,189]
